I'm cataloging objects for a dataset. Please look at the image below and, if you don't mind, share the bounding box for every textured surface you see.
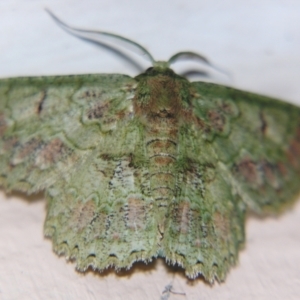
[1,67,300,282]
[1,1,300,299]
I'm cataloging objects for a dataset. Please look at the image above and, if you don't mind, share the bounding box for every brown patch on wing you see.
[70,200,96,232]
[12,138,42,164]
[2,137,19,152]
[208,110,225,132]
[277,162,288,177]
[89,212,108,239]
[116,109,130,120]
[87,102,109,119]
[286,127,300,169]
[35,138,69,167]
[111,232,121,241]
[126,196,146,230]
[213,211,231,242]
[80,89,104,100]
[219,101,235,115]
[233,157,261,186]
[193,239,202,248]
[172,201,190,234]
[190,114,206,130]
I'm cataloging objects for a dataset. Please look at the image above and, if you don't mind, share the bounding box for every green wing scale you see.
[192,82,300,214]
[1,67,300,282]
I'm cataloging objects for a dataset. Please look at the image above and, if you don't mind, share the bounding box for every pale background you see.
[0,1,300,300]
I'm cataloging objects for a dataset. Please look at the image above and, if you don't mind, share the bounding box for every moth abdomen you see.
[147,136,178,207]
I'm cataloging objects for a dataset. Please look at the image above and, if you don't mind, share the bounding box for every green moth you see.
[1,13,300,283]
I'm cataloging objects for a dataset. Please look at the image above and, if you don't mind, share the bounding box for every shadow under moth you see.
[0,11,299,283]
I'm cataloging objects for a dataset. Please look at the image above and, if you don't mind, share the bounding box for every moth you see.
[1,12,300,283]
